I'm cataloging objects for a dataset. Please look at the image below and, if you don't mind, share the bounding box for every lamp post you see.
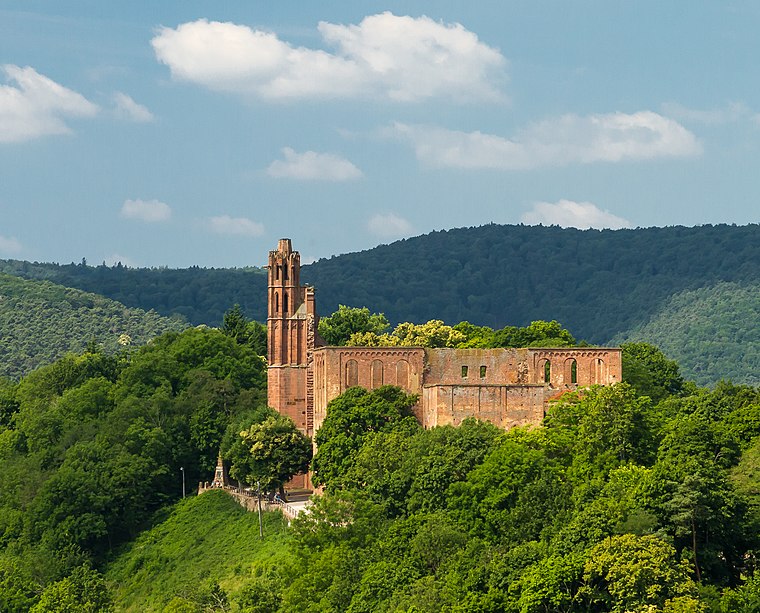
[180,466,186,499]
[256,480,263,539]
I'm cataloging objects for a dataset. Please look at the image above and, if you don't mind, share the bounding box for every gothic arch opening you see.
[565,358,577,385]
[542,359,551,384]
[346,359,358,388]
[274,292,279,313]
[283,293,289,314]
[371,360,384,389]
[594,358,606,384]
[396,360,410,389]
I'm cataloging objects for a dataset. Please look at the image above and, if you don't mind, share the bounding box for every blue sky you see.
[1,2,759,267]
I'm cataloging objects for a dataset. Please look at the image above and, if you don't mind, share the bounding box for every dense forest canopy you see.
[2,223,757,385]
[1,322,759,610]
[302,223,759,344]
[615,282,760,386]
[2,224,757,340]
[0,274,187,380]
[0,259,267,328]
[0,325,274,611]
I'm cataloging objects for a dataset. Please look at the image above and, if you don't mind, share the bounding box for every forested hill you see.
[614,282,760,386]
[302,223,759,344]
[1,224,758,384]
[2,224,757,342]
[0,259,268,327]
[0,274,187,379]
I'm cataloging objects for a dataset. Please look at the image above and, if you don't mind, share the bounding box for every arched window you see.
[283,264,289,280]
[461,365,468,378]
[274,292,279,313]
[371,360,384,389]
[544,360,551,383]
[275,265,280,280]
[565,358,577,385]
[594,358,606,384]
[396,360,409,389]
[283,293,289,314]
[346,359,358,387]
[480,365,487,378]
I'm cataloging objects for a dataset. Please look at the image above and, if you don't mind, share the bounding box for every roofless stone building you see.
[267,238,622,461]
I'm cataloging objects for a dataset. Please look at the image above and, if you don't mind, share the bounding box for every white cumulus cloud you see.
[521,200,632,230]
[208,215,264,237]
[151,13,506,102]
[120,199,171,222]
[367,213,413,239]
[0,235,22,255]
[0,64,99,143]
[113,92,154,122]
[392,111,701,170]
[267,148,363,181]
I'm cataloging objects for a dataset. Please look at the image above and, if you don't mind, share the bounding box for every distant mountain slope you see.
[0,273,187,379]
[2,223,758,348]
[614,282,760,386]
[302,223,760,343]
[0,260,267,326]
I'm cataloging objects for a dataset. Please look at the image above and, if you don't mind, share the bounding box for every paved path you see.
[278,489,313,521]
[198,484,314,522]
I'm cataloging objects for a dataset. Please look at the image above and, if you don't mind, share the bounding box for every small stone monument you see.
[211,454,227,488]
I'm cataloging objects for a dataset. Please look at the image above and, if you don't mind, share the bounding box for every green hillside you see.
[2,223,758,385]
[614,282,760,387]
[302,223,760,344]
[0,260,267,327]
[2,325,760,611]
[3,224,758,343]
[107,491,290,612]
[0,273,187,379]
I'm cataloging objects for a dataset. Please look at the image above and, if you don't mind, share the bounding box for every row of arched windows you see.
[345,359,410,389]
[273,263,292,281]
[539,358,606,385]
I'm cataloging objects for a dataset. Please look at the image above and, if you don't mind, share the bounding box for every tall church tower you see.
[267,239,319,438]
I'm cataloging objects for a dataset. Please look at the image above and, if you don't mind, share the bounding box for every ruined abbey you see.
[267,239,622,447]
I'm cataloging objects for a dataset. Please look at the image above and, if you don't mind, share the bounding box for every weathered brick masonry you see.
[267,239,622,442]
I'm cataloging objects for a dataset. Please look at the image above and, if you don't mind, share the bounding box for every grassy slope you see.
[614,282,760,386]
[106,490,291,612]
[0,273,187,379]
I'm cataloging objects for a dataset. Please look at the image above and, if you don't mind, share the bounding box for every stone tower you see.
[267,239,319,438]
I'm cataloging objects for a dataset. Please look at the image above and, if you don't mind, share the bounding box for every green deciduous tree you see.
[545,383,656,482]
[222,304,266,356]
[448,432,569,545]
[30,564,114,613]
[622,342,684,402]
[650,413,750,585]
[237,413,312,494]
[318,305,390,346]
[312,386,419,489]
[0,557,39,613]
[492,319,577,348]
[580,534,697,613]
